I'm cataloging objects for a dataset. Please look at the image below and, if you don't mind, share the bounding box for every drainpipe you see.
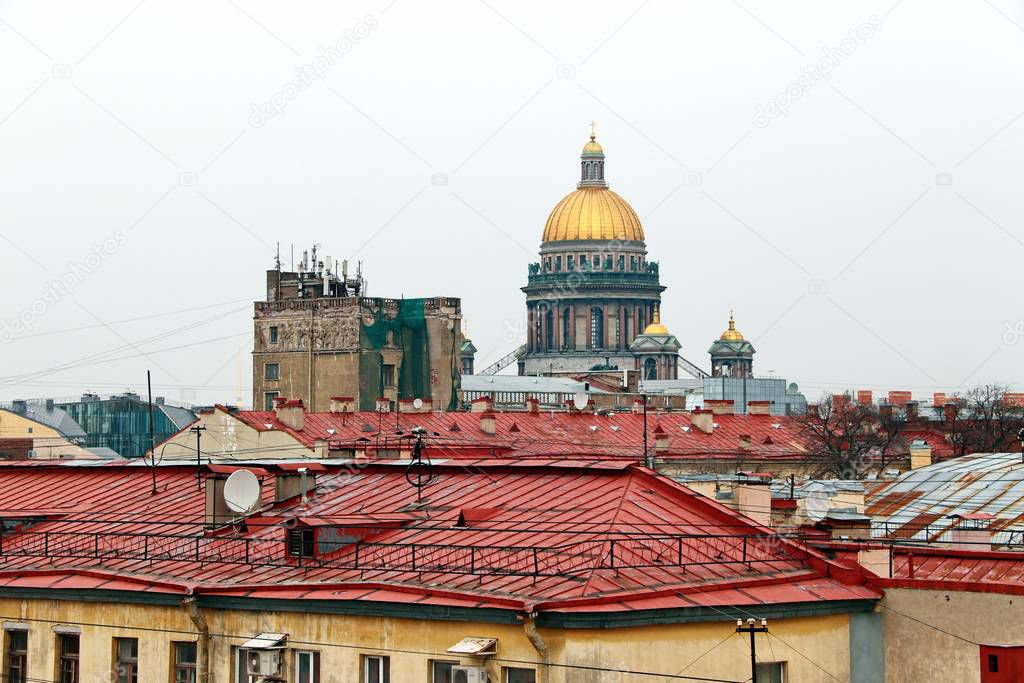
[183,596,212,683]
[521,612,550,683]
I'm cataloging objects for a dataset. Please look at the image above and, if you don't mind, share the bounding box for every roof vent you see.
[361,423,375,433]
[449,421,461,432]
[509,422,520,433]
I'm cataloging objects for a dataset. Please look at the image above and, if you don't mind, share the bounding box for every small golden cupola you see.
[720,311,744,341]
[643,304,670,335]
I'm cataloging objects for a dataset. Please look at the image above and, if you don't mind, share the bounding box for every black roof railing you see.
[0,530,808,578]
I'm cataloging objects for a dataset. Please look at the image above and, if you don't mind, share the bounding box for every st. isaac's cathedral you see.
[520,130,752,381]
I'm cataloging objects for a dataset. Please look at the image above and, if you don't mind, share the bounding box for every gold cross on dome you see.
[590,120,597,138]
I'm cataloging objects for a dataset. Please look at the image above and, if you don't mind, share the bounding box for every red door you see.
[980,645,1024,682]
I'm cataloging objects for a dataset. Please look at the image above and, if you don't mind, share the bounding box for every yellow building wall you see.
[0,595,855,682]
[0,409,98,459]
[883,588,1024,683]
[158,409,313,461]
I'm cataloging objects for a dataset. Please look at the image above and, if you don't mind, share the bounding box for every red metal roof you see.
[0,461,880,612]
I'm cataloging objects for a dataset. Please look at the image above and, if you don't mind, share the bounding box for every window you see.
[544,308,553,350]
[644,357,658,380]
[269,326,278,344]
[554,255,561,271]
[561,309,571,349]
[505,668,536,683]
[431,660,457,683]
[590,307,604,349]
[989,654,999,672]
[592,255,599,269]
[287,527,315,558]
[604,255,612,270]
[381,364,395,387]
[5,629,27,683]
[566,255,574,271]
[630,255,637,271]
[264,392,280,411]
[57,634,79,683]
[617,255,624,271]
[295,650,320,683]
[754,662,784,683]
[233,649,253,683]
[264,363,280,380]
[115,638,138,683]
[361,655,389,683]
[172,642,197,683]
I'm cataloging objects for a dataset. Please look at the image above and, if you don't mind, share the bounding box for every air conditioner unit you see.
[245,649,282,677]
[452,666,489,683]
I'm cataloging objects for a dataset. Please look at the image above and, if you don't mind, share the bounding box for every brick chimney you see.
[832,394,850,411]
[329,397,355,414]
[905,401,919,421]
[525,397,540,414]
[944,402,958,427]
[479,410,496,435]
[888,390,912,407]
[653,425,670,453]
[705,399,734,416]
[631,397,645,414]
[398,398,432,414]
[909,439,932,469]
[275,398,305,431]
[375,397,391,413]
[734,473,771,526]
[856,390,873,406]
[933,392,947,407]
[738,434,752,450]
[470,396,493,414]
[690,409,714,434]
[948,513,995,551]
[747,400,771,416]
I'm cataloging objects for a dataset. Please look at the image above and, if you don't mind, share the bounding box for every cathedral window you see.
[604,255,612,270]
[592,255,599,269]
[618,255,624,271]
[555,255,561,271]
[644,358,658,380]
[567,255,574,271]
[590,307,604,349]
[544,308,553,350]
[630,256,637,271]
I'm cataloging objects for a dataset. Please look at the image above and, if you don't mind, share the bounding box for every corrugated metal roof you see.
[867,452,1024,544]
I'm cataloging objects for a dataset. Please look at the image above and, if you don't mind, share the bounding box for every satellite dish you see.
[805,490,829,522]
[572,391,589,411]
[223,469,260,513]
[412,398,423,410]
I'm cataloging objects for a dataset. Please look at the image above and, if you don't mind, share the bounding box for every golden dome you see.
[542,187,644,242]
[720,312,744,341]
[582,135,604,155]
[643,305,669,335]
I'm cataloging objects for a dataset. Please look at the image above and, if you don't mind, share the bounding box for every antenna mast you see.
[147,370,157,495]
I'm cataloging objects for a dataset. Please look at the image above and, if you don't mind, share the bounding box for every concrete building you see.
[0,399,105,460]
[252,246,462,412]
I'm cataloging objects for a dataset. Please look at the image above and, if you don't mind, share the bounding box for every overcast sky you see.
[1,0,1022,407]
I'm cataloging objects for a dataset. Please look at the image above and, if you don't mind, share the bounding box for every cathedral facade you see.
[520,132,679,379]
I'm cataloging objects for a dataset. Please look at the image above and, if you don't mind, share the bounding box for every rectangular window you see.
[264,392,280,411]
[988,654,999,672]
[592,255,599,268]
[287,527,315,558]
[264,363,280,380]
[295,650,320,683]
[754,662,785,683]
[269,326,278,343]
[505,668,536,683]
[381,364,395,387]
[57,634,80,683]
[115,638,139,683]
[431,661,457,683]
[234,649,252,683]
[5,630,27,683]
[566,255,574,271]
[604,255,612,270]
[172,642,197,683]
[362,655,389,683]
[555,255,561,271]
[618,255,624,271]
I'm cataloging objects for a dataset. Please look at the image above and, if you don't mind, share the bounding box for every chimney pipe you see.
[690,409,714,434]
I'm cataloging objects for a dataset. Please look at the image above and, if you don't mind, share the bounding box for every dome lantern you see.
[579,122,607,189]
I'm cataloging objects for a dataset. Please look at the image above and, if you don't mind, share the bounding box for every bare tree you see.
[795,393,907,479]
[941,384,1024,456]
